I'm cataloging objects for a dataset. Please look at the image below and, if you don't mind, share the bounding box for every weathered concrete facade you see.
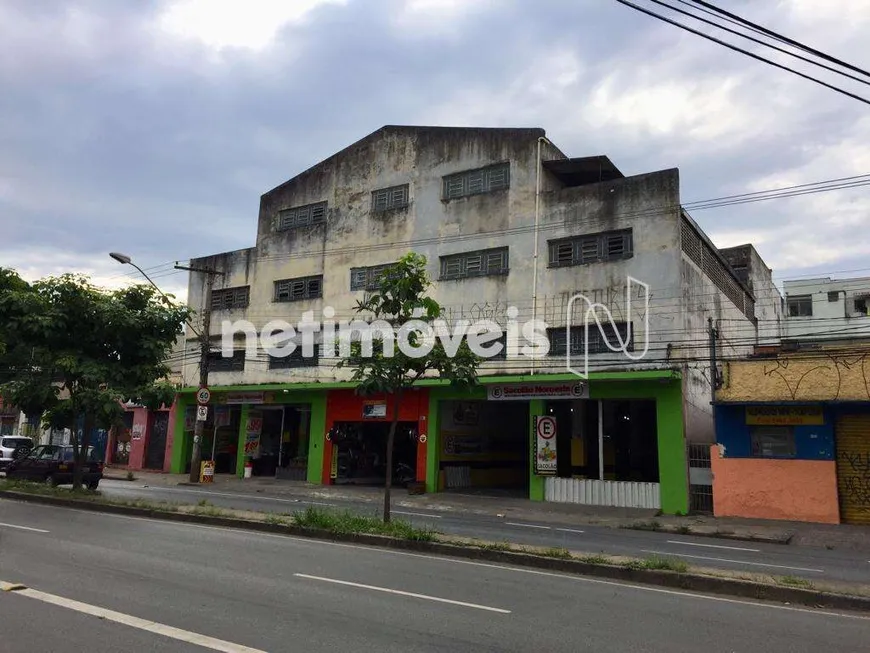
[175,126,777,471]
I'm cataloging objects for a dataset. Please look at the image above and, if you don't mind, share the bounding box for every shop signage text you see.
[488,382,588,401]
[745,405,824,426]
[225,392,265,405]
[363,401,387,418]
[534,415,557,475]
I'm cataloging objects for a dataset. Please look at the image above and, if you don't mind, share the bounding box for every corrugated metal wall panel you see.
[836,414,870,525]
[544,478,661,509]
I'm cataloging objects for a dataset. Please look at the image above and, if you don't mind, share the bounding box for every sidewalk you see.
[105,468,870,552]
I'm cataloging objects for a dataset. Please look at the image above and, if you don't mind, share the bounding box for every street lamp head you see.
[109,252,132,265]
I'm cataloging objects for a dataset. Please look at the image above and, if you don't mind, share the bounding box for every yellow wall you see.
[718,351,870,402]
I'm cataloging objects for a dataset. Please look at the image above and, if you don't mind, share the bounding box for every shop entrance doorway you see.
[331,421,418,486]
[439,400,529,494]
[544,399,659,482]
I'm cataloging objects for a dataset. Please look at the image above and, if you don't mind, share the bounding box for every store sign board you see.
[244,412,263,454]
[131,424,144,441]
[745,406,823,426]
[534,415,557,475]
[488,382,588,401]
[363,401,387,418]
[225,392,265,405]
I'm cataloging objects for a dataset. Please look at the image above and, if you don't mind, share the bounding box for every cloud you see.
[2,0,869,299]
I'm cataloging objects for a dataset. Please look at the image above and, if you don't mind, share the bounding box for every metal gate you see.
[145,412,168,470]
[835,414,870,524]
[687,443,713,514]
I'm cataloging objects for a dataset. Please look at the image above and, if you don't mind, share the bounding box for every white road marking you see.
[666,540,760,553]
[505,522,551,530]
[640,550,824,573]
[0,521,49,533]
[4,583,267,652]
[393,510,442,519]
[555,528,585,535]
[294,573,510,614]
[8,503,867,622]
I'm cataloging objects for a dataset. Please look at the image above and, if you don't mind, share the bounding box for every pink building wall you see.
[710,445,840,524]
[108,402,175,473]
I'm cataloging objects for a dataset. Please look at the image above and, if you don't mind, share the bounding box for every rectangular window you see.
[442,162,510,200]
[350,263,397,291]
[440,247,509,280]
[750,426,796,458]
[371,184,409,212]
[548,229,633,267]
[547,323,632,356]
[274,276,323,302]
[268,345,320,369]
[277,201,327,231]
[828,291,840,303]
[786,295,813,317]
[210,286,250,311]
[208,350,245,373]
[854,296,869,315]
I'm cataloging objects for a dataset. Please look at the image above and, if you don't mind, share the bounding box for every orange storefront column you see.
[710,444,840,524]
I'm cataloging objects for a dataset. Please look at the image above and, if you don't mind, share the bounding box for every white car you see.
[0,436,34,472]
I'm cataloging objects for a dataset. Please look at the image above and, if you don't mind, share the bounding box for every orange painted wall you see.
[710,445,840,524]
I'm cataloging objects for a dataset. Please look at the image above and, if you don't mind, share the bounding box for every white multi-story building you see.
[783,277,870,342]
[169,126,777,514]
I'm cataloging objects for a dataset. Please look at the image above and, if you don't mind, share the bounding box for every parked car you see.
[0,436,34,472]
[5,444,103,489]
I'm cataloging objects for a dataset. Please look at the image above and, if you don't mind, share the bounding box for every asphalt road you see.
[96,479,870,585]
[1,498,869,652]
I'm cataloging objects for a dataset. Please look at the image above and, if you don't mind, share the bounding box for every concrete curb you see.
[3,489,866,613]
[152,482,798,545]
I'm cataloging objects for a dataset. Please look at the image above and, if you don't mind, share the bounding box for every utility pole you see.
[175,264,223,483]
[708,317,719,403]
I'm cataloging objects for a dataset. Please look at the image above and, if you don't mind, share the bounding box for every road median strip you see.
[1,485,867,614]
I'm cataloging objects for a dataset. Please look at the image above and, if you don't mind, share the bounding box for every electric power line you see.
[646,0,870,87]
[612,0,870,106]
[689,0,870,80]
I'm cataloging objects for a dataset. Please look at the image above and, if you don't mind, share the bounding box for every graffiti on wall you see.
[841,452,870,512]
[760,354,870,402]
[721,353,870,402]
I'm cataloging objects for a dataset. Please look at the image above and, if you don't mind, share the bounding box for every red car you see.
[5,444,104,490]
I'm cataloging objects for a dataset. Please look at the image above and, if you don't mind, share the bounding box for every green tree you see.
[337,252,480,522]
[0,273,190,489]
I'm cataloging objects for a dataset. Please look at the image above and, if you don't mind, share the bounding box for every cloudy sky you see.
[2,0,869,302]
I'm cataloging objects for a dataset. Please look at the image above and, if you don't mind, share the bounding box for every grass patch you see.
[478,541,512,552]
[265,514,289,526]
[126,471,136,481]
[579,554,611,565]
[292,507,438,542]
[623,556,688,573]
[191,504,227,518]
[627,520,663,532]
[675,525,692,535]
[777,575,814,589]
[0,479,101,499]
[542,547,572,560]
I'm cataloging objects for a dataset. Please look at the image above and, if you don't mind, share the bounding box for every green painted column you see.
[306,396,327,484]
[236,404,249,478]
[426,393,441,494]
[656,382,689,515]
[528,399,545,501]
[170,397,188,474]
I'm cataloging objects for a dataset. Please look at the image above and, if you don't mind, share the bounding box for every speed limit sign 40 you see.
[196,387,211,405]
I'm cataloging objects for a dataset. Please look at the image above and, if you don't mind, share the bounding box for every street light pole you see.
[174,264,223,483]
[109,253,222,483]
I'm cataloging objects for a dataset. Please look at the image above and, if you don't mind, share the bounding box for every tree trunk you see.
[74,413,93,491]
[383,390,402,523]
